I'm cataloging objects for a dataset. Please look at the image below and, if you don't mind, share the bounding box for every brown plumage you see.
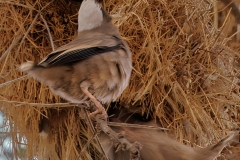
[100,108,239,160]
[19,0,132,116]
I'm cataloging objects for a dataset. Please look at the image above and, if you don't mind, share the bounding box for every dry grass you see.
[0,0,239,159]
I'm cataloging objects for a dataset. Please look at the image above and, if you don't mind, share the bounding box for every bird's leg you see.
[81,87,107,118]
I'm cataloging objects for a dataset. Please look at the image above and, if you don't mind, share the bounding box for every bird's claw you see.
[89,107,108,119]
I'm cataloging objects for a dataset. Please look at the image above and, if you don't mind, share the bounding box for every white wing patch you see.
[78,0,103,32]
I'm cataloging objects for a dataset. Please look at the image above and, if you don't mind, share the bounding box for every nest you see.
[0,0,239,159]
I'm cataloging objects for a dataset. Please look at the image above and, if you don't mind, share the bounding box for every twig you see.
[211,8,232,48]
[82,106,109,160]
[0,1,35,10]
[0,100,77,108]
[77,132,98,160]
[75,109,111,160]
[0,33,23,63]
[39,14,55,51]
[107,122,169,130]
[94,114,142,160]
[0,75,29,88]
[162,3,184,35]
[2,13,40,75]
[40,0,54,12]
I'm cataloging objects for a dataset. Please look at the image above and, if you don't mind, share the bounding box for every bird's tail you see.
[19,61,46,82]
[19,61,35,72]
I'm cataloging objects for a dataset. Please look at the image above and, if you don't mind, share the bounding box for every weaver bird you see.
[100,108,239,160]
[19,0,132,117]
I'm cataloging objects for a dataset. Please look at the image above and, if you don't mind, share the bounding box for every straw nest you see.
[0,0,239,159]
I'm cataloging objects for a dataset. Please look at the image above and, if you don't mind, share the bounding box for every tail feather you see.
[19,61,35,72]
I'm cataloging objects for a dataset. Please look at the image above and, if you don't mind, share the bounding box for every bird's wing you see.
[38,34,123,67]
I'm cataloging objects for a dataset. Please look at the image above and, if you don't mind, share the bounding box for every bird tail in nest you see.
[19,61,35,72]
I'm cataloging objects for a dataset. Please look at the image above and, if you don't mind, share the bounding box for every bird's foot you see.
[89,106,107,119]
[80,86,108,119]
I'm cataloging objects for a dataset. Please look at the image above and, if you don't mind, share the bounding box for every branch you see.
[94,114,142,160]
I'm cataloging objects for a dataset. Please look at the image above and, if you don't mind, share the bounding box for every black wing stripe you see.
[51,48,90,65]
[38,51,65,65]
[48,44,122,66]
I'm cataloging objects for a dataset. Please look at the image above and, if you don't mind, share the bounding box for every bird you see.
[19,0,132,117]
[99,107,239,160]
